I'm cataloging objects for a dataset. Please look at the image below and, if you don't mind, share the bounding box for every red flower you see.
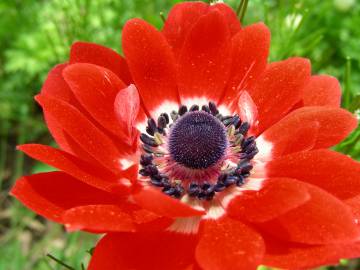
[11,2,360,270]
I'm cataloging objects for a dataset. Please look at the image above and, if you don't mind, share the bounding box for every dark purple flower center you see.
[138,101,258,200]
[168,111,227,169]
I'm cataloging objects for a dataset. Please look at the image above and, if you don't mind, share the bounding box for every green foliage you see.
[0,0,359,269]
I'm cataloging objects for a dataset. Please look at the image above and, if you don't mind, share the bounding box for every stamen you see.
[235,133,244,145]
[170,110,179,122]
[227,125,236,137]
[242,136,255,148]
[190,105,199,111]
[208,101,219,115]
[139,101,259,201]
[201,105,210,113]
[140,153,153,166]
[153,132,164,145]
[232,145,241,153]
[214,181,226,192]
[160,113,170,124]
[224,175,238,187]
[157,115,167,129]
[238,122,250,135]
[140,133,158,147]
[237,160,253,173]
[232,115,242,129]
[146,118,157,136]
[178,105,188,116]
[142,144,155,154]
[222,116,234,126]
[188,182,201,197]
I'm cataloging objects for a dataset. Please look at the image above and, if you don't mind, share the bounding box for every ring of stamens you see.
[139,101,258,200]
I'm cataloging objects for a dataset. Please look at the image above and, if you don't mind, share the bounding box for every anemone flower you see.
[11,1,360,270]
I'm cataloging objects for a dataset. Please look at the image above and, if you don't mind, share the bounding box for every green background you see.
[0,0,359,269]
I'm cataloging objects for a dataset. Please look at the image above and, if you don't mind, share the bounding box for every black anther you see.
[170,110,179,122]
[236,175,245,186]
[214,182,226,192]
[238,122,250,135]
[158,115,167,129]
[237,161,253,174]
[223,117,234,126]
[224,175,238,187]
[178,105,188,116]
[146,118,157,135]
[209,102,219,115]
[242,136,256,148]
[232,115,242,129]
[190,105,199,111]
[160,113,170,124]
[201,182,211,190]
[140,154,153,166]
[151,178,164,187]
[217,173,228,183]
[188,183,201,197]
[145,164,158,176]
[142,144,154,154]
[201,105,210,113]
[140,133,158,147]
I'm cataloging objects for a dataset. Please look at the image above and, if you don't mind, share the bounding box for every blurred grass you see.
[0,0,359,269]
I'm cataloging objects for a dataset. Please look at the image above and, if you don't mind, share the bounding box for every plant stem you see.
[159,11,166,23]
[344,56,352,109]
[46,254,76,270]
[237,0,249,23]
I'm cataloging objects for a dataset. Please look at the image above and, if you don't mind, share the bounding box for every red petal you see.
[260,182,360,244]
[70,41,132,85]
[122,18,179,115]
[131,208,172,232]
[221,23,270,108]
[209,3,241,36]
[163,2,239,58]
[41,64,73,101]
[195,217,265,270]
[132,187,205,218]
[35,94,122,174]
[88,232,197,270]
[250,57,311,134]
[114,84,140,144]
[63,205,135,232]
[265,149,360,199]
[162,1,209,56]
[40,64,76,153]
[260,106,357,157]
[227,178,310,223]
[285,107,356,149]
[17,144,121,192]
[41,67,102,163]
[177,10,231,102]
[345,195,360,221]
[258,121,318,160]
[302,75,341,107]
[10,172,120,223]
[237,90,258,130]
[263,234,360,269]
[61,132,102,165]
[63,63,135,142]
